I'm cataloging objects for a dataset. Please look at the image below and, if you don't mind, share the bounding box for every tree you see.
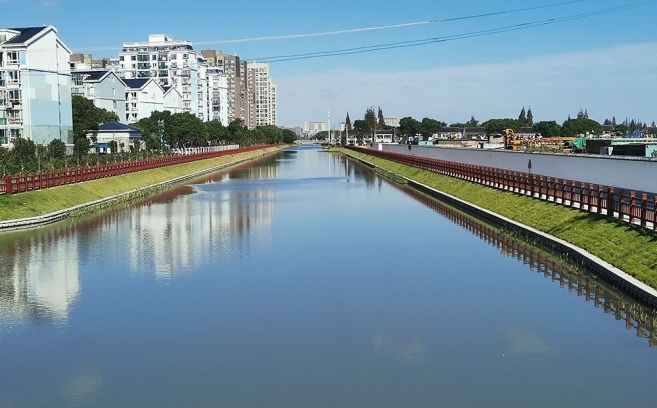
[526,107,533,126]
[398,117,421,138]
[72,95,119,143]
[165,112,207,147]
[227,119,249,145]
[11,138,37,172]
[466,116,479,127]
[482,118,521,135]
[48,139,66,161]
[419,118,445,140]
[205,120,228,145]
[352,120,370,133]
[519,107,527,122]
[561,117,602,136]
[345,112,352,130]
[533,121,561,137]
[377,106,385,129]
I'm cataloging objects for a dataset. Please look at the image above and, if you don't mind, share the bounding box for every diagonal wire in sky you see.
[250,0,657,63]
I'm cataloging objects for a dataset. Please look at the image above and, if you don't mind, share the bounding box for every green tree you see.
[364,107,377,141]
[11,138,37,172]
[345,112,352,130]
[466,116,479,127]
[532,121,562,137]
[48,138,66,161]
[205,120,229,145]
[72,95,119,143]
[419,118,445,140]
[561,117,602,136]
[526,107,533,126]
[165,112,207,148]
[398,117,421,138]
[482,118,521,135]
[227,119,249,145]
[281,129,297,144]
[377,106,385,129]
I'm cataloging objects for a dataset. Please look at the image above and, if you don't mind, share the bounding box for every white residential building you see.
[304,121,327,136]
[0,26,73,145]
[123,78,164,123]
[196,57,208,122]
[206,67,229,125]
[201,50,250,127]
[163,86,183,114]
[248,62,277,127]
[384,117,400,128]
[118,34,199,118]
[71,70,127,123]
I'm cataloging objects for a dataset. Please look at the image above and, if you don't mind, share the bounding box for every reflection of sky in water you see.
[505,327,554,356]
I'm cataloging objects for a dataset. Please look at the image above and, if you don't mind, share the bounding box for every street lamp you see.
[157,119,165,154]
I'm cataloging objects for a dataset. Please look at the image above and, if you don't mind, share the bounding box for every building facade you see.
[118,34,199,119]
[71,70,127,122]
[206,67,229,125]
[248,62,277,127]
[201,50,250,128]
[123,78,164,123]
[0,26,73,145]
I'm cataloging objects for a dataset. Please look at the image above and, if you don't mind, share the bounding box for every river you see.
[0,146,655,408]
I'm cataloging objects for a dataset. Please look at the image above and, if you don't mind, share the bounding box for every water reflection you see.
[400,186,657,347]
[0,155,282,327]
[0,229,80,326]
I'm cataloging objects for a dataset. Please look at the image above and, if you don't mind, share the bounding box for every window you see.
[131,56,136,61]
[112,88,116,96]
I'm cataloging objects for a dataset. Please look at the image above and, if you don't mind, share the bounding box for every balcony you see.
[137,63,150,70]
[8,116,22,124]
[158,64,168,70]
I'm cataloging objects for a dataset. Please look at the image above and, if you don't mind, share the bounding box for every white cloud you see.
[277,42,657,126]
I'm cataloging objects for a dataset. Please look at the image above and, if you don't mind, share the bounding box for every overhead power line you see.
[250,0,657,63]
[71,0,592,52]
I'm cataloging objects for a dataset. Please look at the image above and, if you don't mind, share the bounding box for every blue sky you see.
[3,0,657,127]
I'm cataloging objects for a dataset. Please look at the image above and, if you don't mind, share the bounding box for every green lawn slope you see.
[0,147,283,221]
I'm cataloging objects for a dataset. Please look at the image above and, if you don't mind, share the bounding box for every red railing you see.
[0,145,275,196]
[347,147,657,231]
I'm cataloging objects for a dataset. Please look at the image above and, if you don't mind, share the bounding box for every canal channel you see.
[0,146,655,408]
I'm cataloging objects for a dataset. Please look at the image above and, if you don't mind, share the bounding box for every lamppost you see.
[157,119,165,155]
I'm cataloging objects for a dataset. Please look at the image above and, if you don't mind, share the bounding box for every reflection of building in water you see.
[0,233,80,324]
[401,187,657,347]
[128,178,276,278]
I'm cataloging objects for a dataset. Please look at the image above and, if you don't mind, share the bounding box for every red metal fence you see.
[0,145,274,196]
[348,146,657,231]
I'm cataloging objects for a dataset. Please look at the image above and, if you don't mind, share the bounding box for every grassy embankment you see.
[340,148,657,288]
[0,146,283,221]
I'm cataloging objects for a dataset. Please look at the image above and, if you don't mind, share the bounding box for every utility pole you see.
[327,110,331,145]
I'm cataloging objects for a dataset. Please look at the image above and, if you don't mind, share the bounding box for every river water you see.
[0,146,655,408]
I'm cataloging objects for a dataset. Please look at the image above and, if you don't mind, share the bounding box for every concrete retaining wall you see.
[381,144,657,194]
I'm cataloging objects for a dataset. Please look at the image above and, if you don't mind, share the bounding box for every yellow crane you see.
[503,129,523,151]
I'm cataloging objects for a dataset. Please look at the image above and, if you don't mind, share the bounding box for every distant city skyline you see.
[3,0,656,127]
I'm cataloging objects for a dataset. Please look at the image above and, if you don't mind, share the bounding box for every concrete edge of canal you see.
[0,149,277,232]
[348,152,657,307]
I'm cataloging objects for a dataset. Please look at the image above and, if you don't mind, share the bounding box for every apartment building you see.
[70,53,112,71]
[0,26,73,145]
[123,78,164,123]
[248,62,277,127]
[201,50,250,128]
[71,70,127,122]
[206,67,229,125]
[118,34,199,118]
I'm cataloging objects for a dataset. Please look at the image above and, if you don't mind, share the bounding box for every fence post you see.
[641,193,648,228]
[597,186,604,214]
[4,175,12,195]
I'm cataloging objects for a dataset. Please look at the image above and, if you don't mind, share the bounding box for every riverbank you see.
[339,148,657,291]
[0,146,285,228]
